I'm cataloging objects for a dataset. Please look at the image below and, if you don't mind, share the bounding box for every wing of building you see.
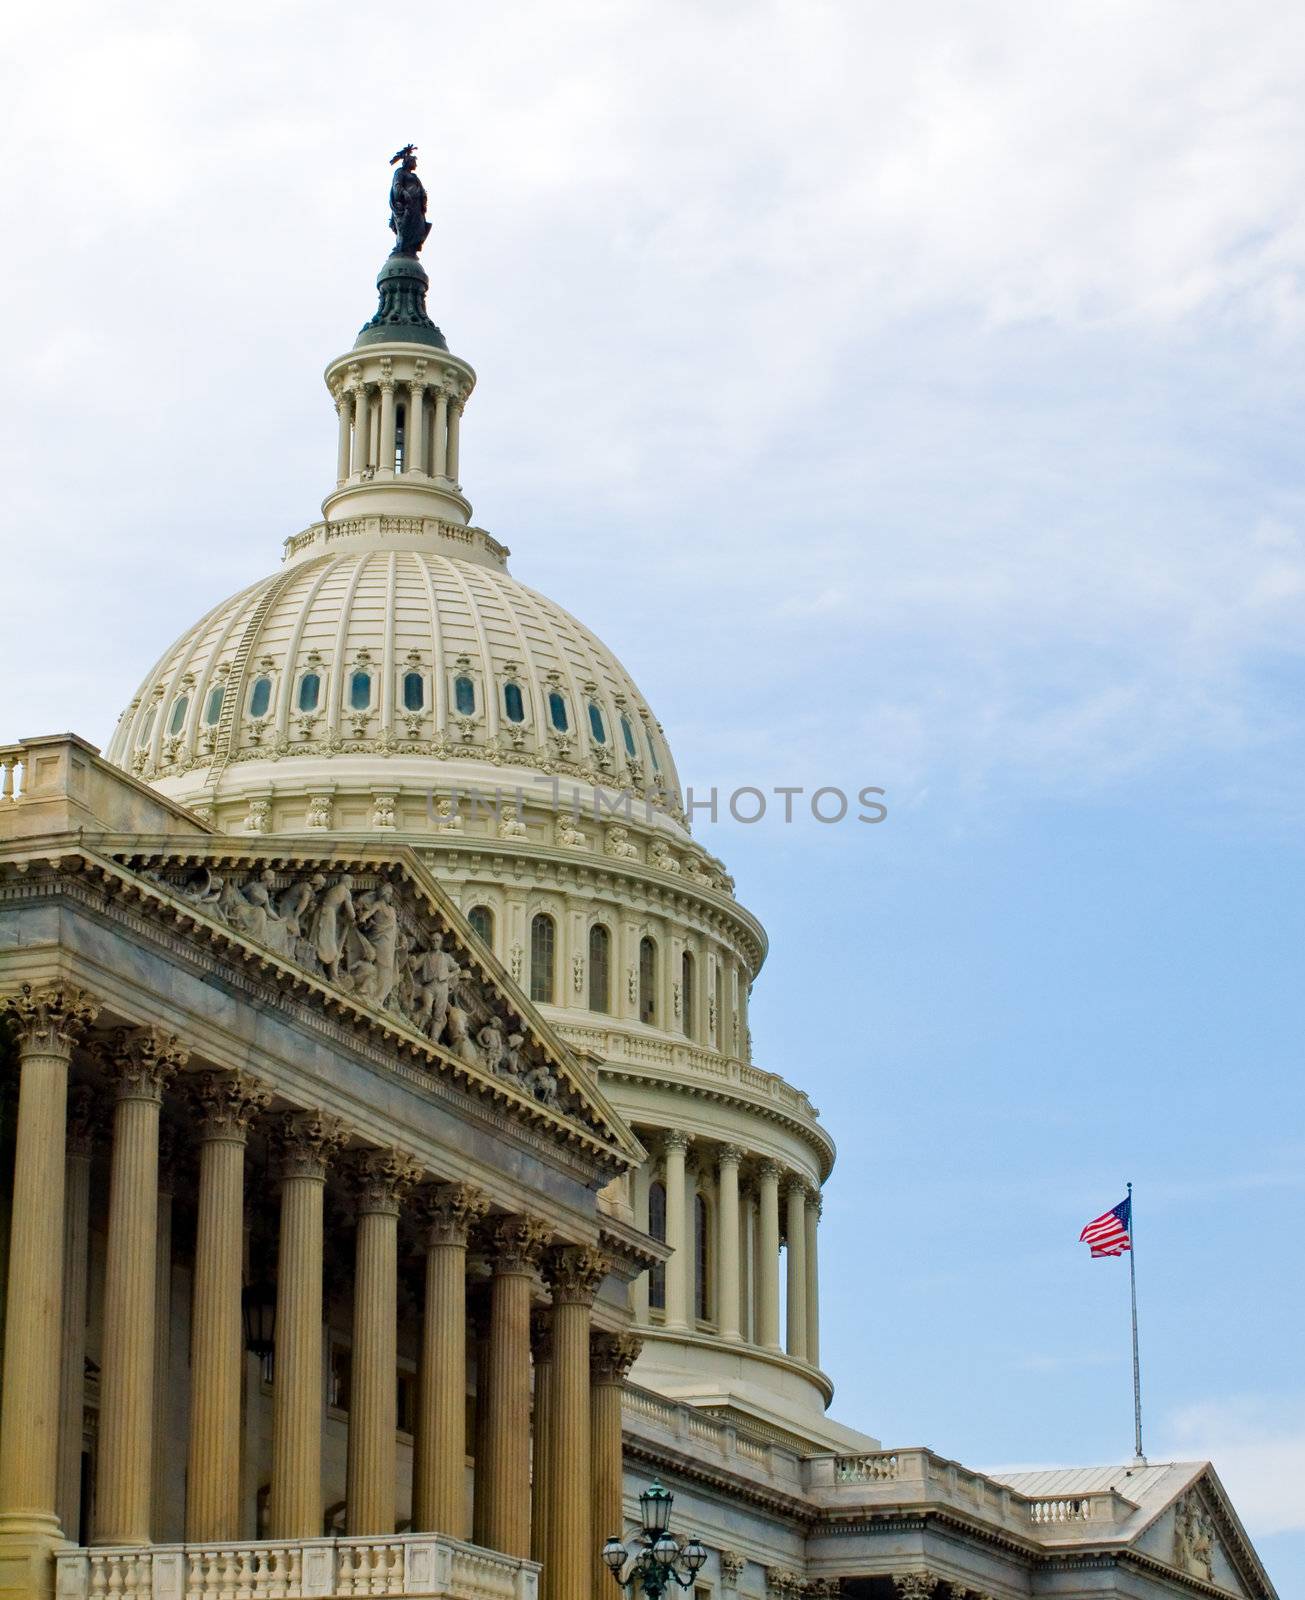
[0,171,1279,1600]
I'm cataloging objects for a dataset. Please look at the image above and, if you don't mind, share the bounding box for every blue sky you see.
[3,1,1303,1589]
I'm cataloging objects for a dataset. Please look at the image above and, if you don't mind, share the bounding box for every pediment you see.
[92,841,642,1172]
[1135,1469,1277,1599]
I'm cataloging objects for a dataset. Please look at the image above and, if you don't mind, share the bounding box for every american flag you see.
[1079,1196,1132,1258]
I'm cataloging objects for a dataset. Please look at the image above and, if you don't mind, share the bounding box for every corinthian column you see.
[784,1178,808,1363]
[432,390,450,478]
[407,383,426,474]
[92,1028,186,1547]
[347,1148,421,1536]
[479,1215,550,1559]
[756,1161,781,1351]
[268,1110,347,1541]
[335,389,353,483]
[378,378,397,476]
[186,1071,271,1540]
[661,1132,691,1331]
[57,1089,97,1542]
[350,384,370,475]
[529,1312,553,1569]
[413,1182,488,1536]
[445,397,463,483]
[0,983,97,1551]
[150,1124,178,1540]
[716,1146,743,1343]
[542,1247,609,1600]
[590,1333,642,1600]
[805,1186,821,1367]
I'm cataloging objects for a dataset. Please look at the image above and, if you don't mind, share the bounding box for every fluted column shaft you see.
[335,391,353,482]
[716,1147,743,1342]
[784,1180,808,1362]
[0,985,96,1541]
[269,1112,346,1540]
[590,1334,641,1600]
[529,1314,553,1570]
[480,1216,549,1559]
[350,385,370,475]
[446,398,462,482]
[407,383,426,473]
[661,1133,691,1331]
[543,1249,608,1600]
[57,1091,95,1540]
[433,391,450,477]
[94,1029,185,1546]
[757,1161,781,1350]
[347,1150,419,1537]
[805,1190,821,1367]
[150,1133,175,1538]
[414,1183,487,1536]
[378,382,397,476]
[187,1073,269,1540]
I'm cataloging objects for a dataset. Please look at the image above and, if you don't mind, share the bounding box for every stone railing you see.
[621,1384,805,1494]
[56,1535,539,1600]
[1028,1492,1132,1525]
[0,744,27,802]
[282,517,509,568]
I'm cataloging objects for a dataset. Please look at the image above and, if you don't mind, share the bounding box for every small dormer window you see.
[648,736,661,772]
[454,676,476,716]
[620,715,637,758]
[548,692,569,733]
[298,673,321,713]
[249,677,272,718]
[504,682,525,724]
[588,703,607,744]
[204,686,224,726]
[350,670,371,711]
[403,672,424,712]
[168,696,189,736]
[138,706,157,748]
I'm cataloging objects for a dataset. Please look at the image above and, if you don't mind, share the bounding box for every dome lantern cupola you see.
[322,146,476,528]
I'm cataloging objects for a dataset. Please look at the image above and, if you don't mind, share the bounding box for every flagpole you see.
[1127,1180,1145,1464]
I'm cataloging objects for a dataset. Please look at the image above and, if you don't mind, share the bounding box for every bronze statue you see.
[388,144,432,257]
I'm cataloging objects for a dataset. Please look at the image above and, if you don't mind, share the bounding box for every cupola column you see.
[432,390,450,478]
[407,382,426,474]
[661,1131,692,1331]
[346,1149,420,1536]
[335,390,353,484]
[716,1146,743,1342]
[446,396,463,483]
[784,1178,809,1363]
[805,1186,822,1367]
[185,1071,271,1541]
[350,383,371,476]
[0,984,97,1551]
[93,1027,186,1547]
[756,1160,781,1350]
[378,378,397,478]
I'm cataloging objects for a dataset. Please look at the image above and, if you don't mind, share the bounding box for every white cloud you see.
[1160,1398,1305,1536]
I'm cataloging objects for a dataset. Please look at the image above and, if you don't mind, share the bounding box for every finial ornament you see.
[388,144,432,258]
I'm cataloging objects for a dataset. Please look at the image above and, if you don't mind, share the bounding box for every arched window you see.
[681,950,695,1039]
[588,702,607,744]
[530,913,555,1004]
[620,715,638,758]
[403,671,424,712]
[694,1192,711,1322]
[454,676,476,716]
[648,1180,667,1311]
[168,696,189,736]
[350,671,371,711]
[298,673,320,713]
[504,681,525,724]
[468,904,494,948]
[204,685,224,726]
[249,676,272,719]
[588,923,610,1013]
[138,705,157,748]
[548,692,569,733]
[639,936,657,1024]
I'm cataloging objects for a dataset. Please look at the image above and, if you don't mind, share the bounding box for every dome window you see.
[548,692,569,733]
[648,1181,667,1310]
[454,676,476,716]
[137,706,156,748]
[504,682,525,724]
[530,912,555,1004]
[298,673,321,713]
[620,716,637,758]
[588,703,607,744]
[402,672,424,713]
[350,670,371,711]
[682,950,696,1039]
[648,737,661,772]
[468,904,495,947]
[204,686,224,726]
[249,676,272,719]
[639,935,657,1024]
[588,923,611,1013]
[168,696,189,737]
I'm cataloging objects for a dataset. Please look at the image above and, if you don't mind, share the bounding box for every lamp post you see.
[602,1480,708,1597]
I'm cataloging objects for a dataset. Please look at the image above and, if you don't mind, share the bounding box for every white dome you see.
[106,517,683,818]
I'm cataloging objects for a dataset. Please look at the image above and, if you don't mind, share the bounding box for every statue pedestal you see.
[357,255,447,350]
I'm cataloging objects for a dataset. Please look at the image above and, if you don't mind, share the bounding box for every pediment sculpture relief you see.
[1173,1493,1216,1583]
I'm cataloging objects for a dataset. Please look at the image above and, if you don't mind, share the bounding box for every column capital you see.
[421,1179,490,1246]
[589,1330,642,1384]
[485,1212,552,1273]
[544,1244,611,1306]
[272,1108,349,1181]
[192,1068,272,1143]
[350,1146,422,1216]
[2,980,99,1057]
[718,1143,745,1167]
[67,1083,100,1158]
[757,1158,782,1184]
[893,1575,940,1600]
[95,1024,187,1101]
[806,1181,824,1213]
[660,1128,693,1156]
[782,1174,809,1203]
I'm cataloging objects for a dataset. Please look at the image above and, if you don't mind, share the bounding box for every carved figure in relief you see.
[411,934,462,1039]
[650,839,680,874]
[277,872,326,962]
[498,803,528,839]
[434,796,464,833]
[444,998,481,1065]
[555,815,587,848]
[606,825,639,860]
[524,1061,560,1107]
[311,874,357,982]
[356,884,399,1005]
[502,1031,526,1078]
[477,1017,508,1074]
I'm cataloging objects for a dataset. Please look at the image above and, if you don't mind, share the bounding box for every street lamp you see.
[602,1480,708,1596]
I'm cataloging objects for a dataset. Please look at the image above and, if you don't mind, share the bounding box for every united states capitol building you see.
[0,158,1278,1600]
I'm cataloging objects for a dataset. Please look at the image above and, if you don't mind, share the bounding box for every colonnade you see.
[633,1130,821,1366]
[335,378,463,485]
[0,983,640,1600]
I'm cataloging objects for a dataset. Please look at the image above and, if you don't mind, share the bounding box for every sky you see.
[3,0,1304,1589]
